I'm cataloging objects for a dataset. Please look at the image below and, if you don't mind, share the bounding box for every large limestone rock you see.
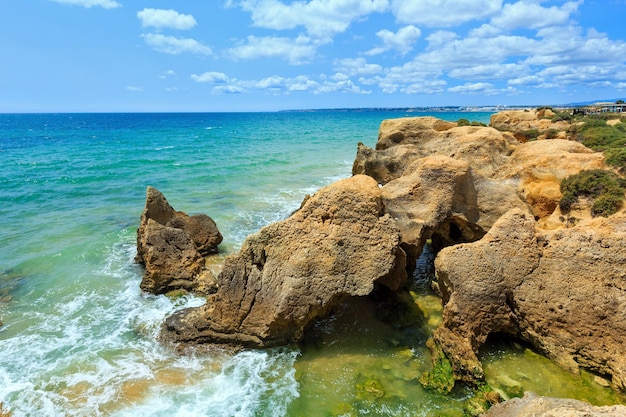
[353,119,523,228]
[483,392,626,417]
[434,209,626,392]
[376,116,457,150]
[162,175,407,348]
[353,116,610,235]
[433,209,540,382]
[516,215,626,390]
[354,122,517,184]
[136,187,222,295]
[381,155,484,266]
[498,140,605,220]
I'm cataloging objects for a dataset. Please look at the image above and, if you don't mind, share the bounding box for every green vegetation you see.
[604,148,626,173]
[545,128,560,139]
[456,118,487,127]
[518,129,540,142]
[570,118,626,151]
[355,375,386,401]
[420,338,456,394]
[559,169,626,217]
[463,383,501,416]
[550,110,574,122]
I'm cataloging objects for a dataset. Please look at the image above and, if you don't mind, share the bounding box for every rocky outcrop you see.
[434,209,626,391]
[498,140,605,221]
[489,109,571,141]
[135,186,222,295]
[161,175,407,348]
[353,122,518,184]
[433,209,541,382]
[140,112,626,413]
[381,155,485,267]
[354,117,610,236]
[483,392,626,417]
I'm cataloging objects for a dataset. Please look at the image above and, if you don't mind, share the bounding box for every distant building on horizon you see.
[584,101,626,113]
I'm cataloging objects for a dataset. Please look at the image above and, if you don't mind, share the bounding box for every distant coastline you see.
[280,98,626,114]
[280,106,513,113]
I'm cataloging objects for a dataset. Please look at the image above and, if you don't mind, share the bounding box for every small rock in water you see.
[593,375,611,387]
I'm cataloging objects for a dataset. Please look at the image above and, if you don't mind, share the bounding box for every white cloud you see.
[524,27,626,66]
[160,70,177,79]
[137,9,197,30]
[141,34,213,56]
[426,31,459,49]
[366,25,421,55]
[416,34,537,73]
[508,75,545,86]
[448,82,498,94]
[189,71,370,95]
[214,85,245,94]
[228,35,320,64]
[333,57,382,76]
[51,0,120,8]
[125,85,142,92]
[191,72,230,84]
[236,0,388,38]
[390,0,502,27]
[537,64,625,86]
[469,24,502,38]
[490,0,582,30]
[402,80,447,94]
[448,63,529,80]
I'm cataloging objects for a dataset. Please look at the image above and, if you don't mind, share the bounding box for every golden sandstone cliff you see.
[136,109,626,415]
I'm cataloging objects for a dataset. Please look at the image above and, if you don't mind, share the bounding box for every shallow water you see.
[1,111,624,416]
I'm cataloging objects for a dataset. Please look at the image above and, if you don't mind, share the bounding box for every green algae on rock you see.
[420,338,456,394]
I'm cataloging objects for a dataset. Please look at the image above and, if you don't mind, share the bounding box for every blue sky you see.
[1,0,625,112]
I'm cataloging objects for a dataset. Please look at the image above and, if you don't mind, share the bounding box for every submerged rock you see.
[161,175,407,348]
[483,391,626,417]
[135,186,222,295]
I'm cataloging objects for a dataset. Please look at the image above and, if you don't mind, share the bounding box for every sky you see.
[1,0,625,112]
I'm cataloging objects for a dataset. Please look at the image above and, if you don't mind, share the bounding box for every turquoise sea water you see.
[1,111,622,416]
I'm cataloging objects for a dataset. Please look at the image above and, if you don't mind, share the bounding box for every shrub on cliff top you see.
[518,129,539,142]
[457,118,486,127]
[550,111,573,122]
[604,148,626,174]
[570,119,626,151]
[559,169,626,217]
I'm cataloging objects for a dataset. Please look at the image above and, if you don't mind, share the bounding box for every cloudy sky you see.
[1,0,625,112]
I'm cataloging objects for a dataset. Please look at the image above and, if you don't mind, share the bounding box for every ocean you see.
[1,111,622,416]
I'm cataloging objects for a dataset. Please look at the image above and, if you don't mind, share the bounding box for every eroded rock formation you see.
[141,112,626,411]
[135,186,222,295]
[381,155,484,268]
[350,114,626,397]
[435,210,626,391]
[161,175,407,348]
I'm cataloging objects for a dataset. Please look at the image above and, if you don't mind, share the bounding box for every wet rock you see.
[135,186,222,295]
[483,391,626,417]
[161,175,407,348]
